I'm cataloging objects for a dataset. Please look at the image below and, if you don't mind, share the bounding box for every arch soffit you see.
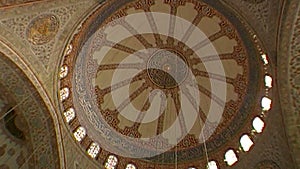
[0,42,64,168]
[277,0,300,168]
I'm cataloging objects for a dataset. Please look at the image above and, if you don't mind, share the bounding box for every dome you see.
[58,0,273,168]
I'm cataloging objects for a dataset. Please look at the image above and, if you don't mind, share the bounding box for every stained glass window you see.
[73,126,86,142]
[87,142,100,158]
[60,87,69,101]
[60,65,68,79]
[125,164,136,169]
[65,44,73,55]
[64,108,75,123]
[105,155,118,169]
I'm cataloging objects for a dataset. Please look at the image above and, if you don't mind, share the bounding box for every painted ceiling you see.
[0,0,299,169]
[58,0,276,168]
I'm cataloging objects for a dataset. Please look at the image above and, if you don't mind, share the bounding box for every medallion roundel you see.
[26,14,59,45]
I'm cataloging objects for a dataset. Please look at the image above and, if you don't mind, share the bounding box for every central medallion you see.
[147,50,189,89]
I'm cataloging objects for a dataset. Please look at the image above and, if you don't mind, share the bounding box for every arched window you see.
[73,126,86,142]
[240,134,254,152]
[125,163,136,169]
[261,54,268,65]
[60,87,69,101]
[264,75,272,88]
[105,155,118,169]
[207,161,218,169]
[65,44,73,55]
[64,108,75,123]
[60,65,68,79]
[87,142,100,158]
[261,97,272,111]
[225,149,238,166]
[252,117,265,133]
